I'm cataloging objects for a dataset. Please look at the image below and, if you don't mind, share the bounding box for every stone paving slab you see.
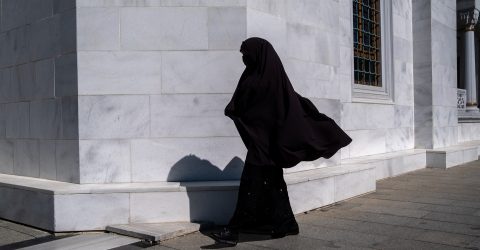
[106,222,202,242]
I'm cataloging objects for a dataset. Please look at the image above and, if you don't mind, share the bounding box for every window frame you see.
[351,0,394,103]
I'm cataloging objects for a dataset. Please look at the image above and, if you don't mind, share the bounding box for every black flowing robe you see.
[225,37,352,168]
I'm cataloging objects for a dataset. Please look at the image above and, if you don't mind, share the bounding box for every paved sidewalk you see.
[1,160,480,249]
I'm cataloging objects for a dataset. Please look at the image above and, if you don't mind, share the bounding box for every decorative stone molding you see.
[458,8,479,31]
[458,88,467,111]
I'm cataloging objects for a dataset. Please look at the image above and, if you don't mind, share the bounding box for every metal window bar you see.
[353,0,382,87]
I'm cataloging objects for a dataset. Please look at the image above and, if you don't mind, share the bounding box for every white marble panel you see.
[433,106,457,128]
[247,9,287,58]
[5,102,30,138]
[393,13,412,41]
[339,73,352,103]
[77,7,120,50]
[120,7,208,50]
[27,0,53,23]
[54,0,75,13]
[0,105,5,137]
[341,103,394,130]
[431,21,456,65]
[289,177,334,214]
[79,140,131,184]
[78,51,162,95]
[58,8,76,54]
[61,97,79,139]
[208,7,246,50]
[246,0,286,17]
[338,46,353,75]
[414,125,433,149]
[339,17,352,47]
[347,129,386,157]
[393,36,413,63]
[445,150,464,168]
[433,126,458,148]
[433,64,456,88]
[29,99,62,139]
[55,140,79,183]
[54,193,129,231]
[293,79,340,100]
[161,51,243,94]
[394,60,414,106]
[29,16,59,61]
[131,137,246,182]
[17,63,35,100]
[130,190,237,224]
[431,0,456,29]
[394,105,414,128]
[0,140,14,174]
[0,0,28,31]
[386,127,414,152]
[76,0,246,7]
[150,94,237,137]
[54,53,78,97]
[78,95,150,139]
[283,58,334,82]
[39,140,56,180]
[130,192,188,223]
[463,148,478,163]
[285,0,338,29]
[334,168,375,202]
[33,58,55,99]
[0,186,54,231]
[0,26,28,67]
[14,139,40,177]
[393,0,412,19]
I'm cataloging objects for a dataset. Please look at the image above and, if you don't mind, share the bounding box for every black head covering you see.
[225,37,352,168]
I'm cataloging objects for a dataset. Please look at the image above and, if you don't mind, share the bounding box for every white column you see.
[459,8,480,112]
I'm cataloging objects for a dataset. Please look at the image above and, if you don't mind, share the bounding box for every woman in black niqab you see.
[209,37,352,246]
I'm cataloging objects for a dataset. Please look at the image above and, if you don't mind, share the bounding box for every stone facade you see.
[0,0,79,182]
[1,0,480,232]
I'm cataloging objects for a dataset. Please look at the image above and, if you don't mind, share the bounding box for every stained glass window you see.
[353,0,382,87]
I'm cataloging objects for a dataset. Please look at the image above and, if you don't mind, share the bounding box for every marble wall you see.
[338,0,415,159]
[0,0,80,183]
[1,0,466,184]
[413,0,458,149]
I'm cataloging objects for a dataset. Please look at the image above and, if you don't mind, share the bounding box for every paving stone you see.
[418,203,479,215]
[372,237,466,250]
[413,230,479,248]
[106,222,201,242]
[297,223,390,249]
[298,214,428,240]
[245,234,373,250]
[349,204,431,218]
[421,212,480,226]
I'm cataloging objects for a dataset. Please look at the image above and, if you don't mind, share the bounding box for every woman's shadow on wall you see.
[167,155,273,248]
[167,154,243,227]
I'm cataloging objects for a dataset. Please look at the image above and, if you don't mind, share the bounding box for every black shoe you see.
[271,219,299,239]
[208,227,239,246]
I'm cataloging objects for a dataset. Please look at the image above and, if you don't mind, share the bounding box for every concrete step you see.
[106,222,201,242]
[18,233,140,250]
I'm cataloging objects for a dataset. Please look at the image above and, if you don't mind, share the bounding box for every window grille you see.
[353,0,382,87]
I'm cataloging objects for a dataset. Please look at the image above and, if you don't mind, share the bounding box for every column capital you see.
[458,8,479,31]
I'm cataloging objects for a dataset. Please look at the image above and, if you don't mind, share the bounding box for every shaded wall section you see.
[0,0,79,183]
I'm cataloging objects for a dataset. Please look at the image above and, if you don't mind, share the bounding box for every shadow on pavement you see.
[0,235,73,250]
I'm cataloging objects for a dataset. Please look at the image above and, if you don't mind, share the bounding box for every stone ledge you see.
[426,141,480,168]
[341,149,427,180]
[0,163,375,232]
[0,163,374,195]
